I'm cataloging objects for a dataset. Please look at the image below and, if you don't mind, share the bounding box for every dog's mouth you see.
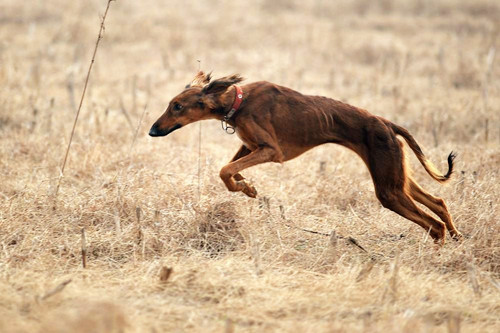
[149,123,182,137]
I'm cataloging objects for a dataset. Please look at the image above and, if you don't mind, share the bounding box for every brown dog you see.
[149,71,461,243]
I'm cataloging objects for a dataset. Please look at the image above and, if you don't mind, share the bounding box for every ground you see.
[0,0,499,332]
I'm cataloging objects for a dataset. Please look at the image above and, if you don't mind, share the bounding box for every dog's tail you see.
[391,123,455,183]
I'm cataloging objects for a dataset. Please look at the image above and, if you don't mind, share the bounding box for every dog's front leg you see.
[229,145,252,182]
[219,146,277,198]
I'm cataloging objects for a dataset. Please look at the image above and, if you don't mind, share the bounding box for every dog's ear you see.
[202,74,244,95]
[186,71,212,88]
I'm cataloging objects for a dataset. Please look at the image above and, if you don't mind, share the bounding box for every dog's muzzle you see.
[149,123,182,137]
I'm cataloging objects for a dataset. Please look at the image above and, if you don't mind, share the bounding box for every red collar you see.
[224,85,243,121]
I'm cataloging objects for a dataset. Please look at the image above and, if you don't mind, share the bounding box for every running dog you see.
[149,72,461,243]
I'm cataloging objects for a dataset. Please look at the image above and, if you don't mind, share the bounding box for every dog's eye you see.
[197,101,205,108]
[173,103,183,111]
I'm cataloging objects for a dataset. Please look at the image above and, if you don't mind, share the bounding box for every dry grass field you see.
[1,0,499,332]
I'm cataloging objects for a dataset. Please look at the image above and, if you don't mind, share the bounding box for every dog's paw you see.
[450,231,463,241]
[237,180,257,198]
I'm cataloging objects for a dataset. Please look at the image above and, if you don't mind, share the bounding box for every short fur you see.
[149,72,462,243]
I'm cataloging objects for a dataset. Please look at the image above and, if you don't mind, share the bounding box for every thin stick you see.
[55,0,114,197]
[347,237,369,253]
[41,279,72,301]
[356,259,375,282]
[81,228,87,269]
[467,263,482,297]
[287,224,330,236]
[382,252,400,302]
[283,220,370,254]
[66,72,77,112]
[388,252,400,302]
[197,122,202,201]
[119,97,136,132]
[251,235,262,276]
[128,101,148,157]
[197,60,202,202]
[132,75,138,116]
[278,206,370,251]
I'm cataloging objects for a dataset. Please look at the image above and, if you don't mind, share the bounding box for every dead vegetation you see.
[0,0,499,332]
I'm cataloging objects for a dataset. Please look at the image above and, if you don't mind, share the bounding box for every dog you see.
[149,71,461,243]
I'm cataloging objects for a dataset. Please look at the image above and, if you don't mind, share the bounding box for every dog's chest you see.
[235,127,257,150]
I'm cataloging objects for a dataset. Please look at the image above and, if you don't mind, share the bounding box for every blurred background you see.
[0,1,499,332]
[1,0,498,143]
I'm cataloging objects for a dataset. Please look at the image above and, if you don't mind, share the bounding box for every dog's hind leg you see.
[375,187,447,243]
[362,130,446,243]
[408,178,462,240]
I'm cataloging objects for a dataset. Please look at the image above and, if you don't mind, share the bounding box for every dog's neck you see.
[211,85,241,120]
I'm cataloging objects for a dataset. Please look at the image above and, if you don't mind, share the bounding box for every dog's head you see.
[149,71,244,137]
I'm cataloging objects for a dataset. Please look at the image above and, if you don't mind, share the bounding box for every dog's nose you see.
[149,123,181,137]
[149,124,160,137]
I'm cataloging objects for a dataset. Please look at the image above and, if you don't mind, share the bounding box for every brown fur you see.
[149,72,462,243]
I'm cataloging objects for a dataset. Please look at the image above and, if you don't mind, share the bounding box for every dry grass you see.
[1,0,499,332]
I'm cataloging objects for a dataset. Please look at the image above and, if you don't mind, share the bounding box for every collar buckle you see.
[221,85,243,135]
[221,117,235,134]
